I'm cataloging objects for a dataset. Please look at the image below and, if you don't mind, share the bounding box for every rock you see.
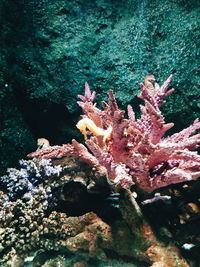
[0,0,199,185]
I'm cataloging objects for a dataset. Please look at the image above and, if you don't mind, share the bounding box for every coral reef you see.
[0,189,111,265]
[0,159,64,264]
[28,75,200,192]
[0,74,199,266]
[0,158,101,265]
[0,172,192,267]
[1,150,197,266]
[0,156,124,265]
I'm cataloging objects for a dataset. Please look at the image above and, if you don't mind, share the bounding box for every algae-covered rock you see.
[0,86,35,174]
[0,0,199,170]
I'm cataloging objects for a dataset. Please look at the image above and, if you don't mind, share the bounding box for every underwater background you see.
[0,0,199,173]
[0,0,199,266]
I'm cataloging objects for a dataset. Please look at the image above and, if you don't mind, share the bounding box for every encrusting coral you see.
[28,75,200,192]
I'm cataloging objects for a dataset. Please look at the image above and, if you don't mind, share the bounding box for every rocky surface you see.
[0,0,199,170]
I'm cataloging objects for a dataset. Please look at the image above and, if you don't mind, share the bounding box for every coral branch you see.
[28,75,200,192]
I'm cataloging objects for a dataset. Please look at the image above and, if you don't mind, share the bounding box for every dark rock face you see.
[0,0,199,172]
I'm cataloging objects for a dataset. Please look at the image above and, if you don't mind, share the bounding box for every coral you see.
[28,140,107,177]
[0,157,111,265]
[0,189,49,265]
[0,186,191,267]
[0,189,111,266]
[1,132,197,266]
[28,75,200,192]
[0,159,62,202]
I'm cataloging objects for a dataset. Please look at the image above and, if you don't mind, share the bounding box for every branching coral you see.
[28,76,200,192]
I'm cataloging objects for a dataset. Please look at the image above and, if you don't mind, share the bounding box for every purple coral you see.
[0,159,61,203]
[28,76,200,192]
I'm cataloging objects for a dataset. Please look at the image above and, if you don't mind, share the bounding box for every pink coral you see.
[28,76,200,192]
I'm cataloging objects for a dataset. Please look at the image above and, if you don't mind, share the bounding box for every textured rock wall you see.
[0,0,199,172]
